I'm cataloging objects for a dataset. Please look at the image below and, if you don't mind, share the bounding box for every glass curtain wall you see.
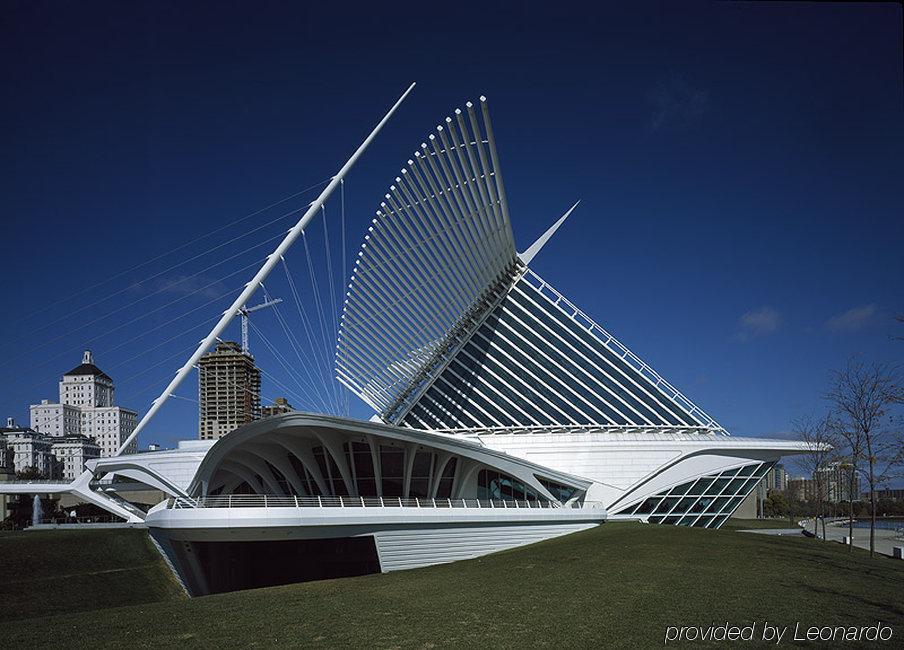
[615,462,775,528]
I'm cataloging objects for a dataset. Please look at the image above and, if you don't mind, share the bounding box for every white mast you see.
[116,82,417,455]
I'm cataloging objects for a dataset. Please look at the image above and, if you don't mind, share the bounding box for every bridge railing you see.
[169,495,573,510]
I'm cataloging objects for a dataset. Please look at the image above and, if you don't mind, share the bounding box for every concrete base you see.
[146,502,605,596]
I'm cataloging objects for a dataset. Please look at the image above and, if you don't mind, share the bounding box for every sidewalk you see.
[802,519,903,558]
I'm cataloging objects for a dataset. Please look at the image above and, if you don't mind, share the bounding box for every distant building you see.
[863,488,904,502]
[198,341,261,440]
[0,423,15,472]
[755,463,788,501]
[1,419,57,477]
[788,477,816,502]
[30,350,138,457]
[261,397,294,418]
[51,435,101,481]
[816,460,860,503]
[0,431,12,520]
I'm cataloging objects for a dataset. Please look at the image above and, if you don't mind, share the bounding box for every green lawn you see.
[0,528,185,621]
[721,517,802,530]
[4,523,902,648]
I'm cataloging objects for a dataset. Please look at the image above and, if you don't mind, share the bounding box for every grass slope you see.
[0,529,185,622]
[5,523,903,648]
[721,517,801,530]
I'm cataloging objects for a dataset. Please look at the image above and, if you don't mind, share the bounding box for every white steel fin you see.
[519,200,580,266]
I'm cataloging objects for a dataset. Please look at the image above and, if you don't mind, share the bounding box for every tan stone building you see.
[198,341,261,440]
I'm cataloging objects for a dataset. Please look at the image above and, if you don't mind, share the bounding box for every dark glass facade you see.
[402,276,703,430]
[614,462,774,528]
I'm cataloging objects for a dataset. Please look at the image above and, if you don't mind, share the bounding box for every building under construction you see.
[198,341,261,440]
[261,397,293,418]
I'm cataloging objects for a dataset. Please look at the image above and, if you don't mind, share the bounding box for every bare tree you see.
[792,415,837,540]
[827,359,901,558]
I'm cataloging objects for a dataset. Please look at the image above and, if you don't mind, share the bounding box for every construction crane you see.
[238,298,282,354]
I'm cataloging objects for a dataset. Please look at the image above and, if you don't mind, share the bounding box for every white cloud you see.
[824,304,877,332]
[736,306,781,341]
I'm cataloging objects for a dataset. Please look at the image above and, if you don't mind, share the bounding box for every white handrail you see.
[169,495,579,510]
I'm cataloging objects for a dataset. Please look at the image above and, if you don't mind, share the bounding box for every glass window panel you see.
[690,497,713,514]
[735,464,757,477]
[725,478,747,495]
[423,387,467,427]
[488,331,602,422]
[674,496,698,512]
[380,445,405,497]
[496,309,640,425]
[509,286,695,426]
[634,497,661,515]
[661,515,681,525]
[695,515,715,528]
[352,442,375,479]
[648,516,663,524]
[486,332,602,424]
[737,477,760,497]
[354,478,375,496]
[435,458,457,499]
[411,451,433,478]
[313,447,329,484]
[464,352,551,424]
[326,453,348,496]
[668,481,696,496]
[409,402,448,429]
[694,477,716,494]
[536,476,579,503]
[439,368,514,426]
[707,478,731,494]
[753,462,773,479]
[711,514,728,529]
[676,515,697,526]
[722,496,743,514]
[409,479,429,498]
[653,496,679,514]
[705,496,729,514]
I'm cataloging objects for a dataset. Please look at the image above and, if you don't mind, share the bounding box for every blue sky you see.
[1,2,901,469]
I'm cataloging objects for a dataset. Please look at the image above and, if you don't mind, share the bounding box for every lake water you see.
[850,518,904,530]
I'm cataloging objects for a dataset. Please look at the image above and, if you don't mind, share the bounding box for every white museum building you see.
[1,90,814,595]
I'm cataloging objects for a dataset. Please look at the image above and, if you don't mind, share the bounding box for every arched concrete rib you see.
[187,412,592,501]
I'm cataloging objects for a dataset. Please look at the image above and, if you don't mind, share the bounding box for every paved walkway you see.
[801,519,903,558]
[738,528,804,537]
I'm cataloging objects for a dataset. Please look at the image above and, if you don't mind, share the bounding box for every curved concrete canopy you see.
[189,412,592,500]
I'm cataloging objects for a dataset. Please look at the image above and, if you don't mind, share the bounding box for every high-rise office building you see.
[816,460,860,503]
[198,341,261,440]
[755,463,789,501]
